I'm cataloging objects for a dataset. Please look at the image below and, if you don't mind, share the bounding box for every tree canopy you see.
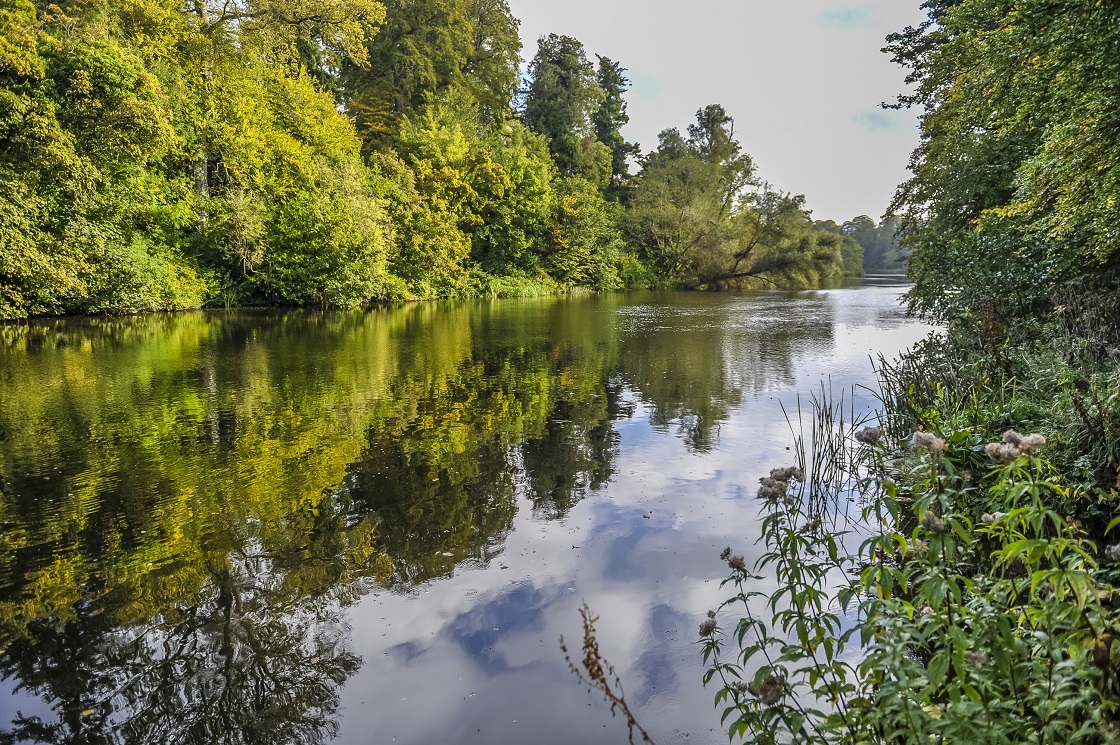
[888,0,1120,329]
[0,0,857,320]
[625,107,857,289]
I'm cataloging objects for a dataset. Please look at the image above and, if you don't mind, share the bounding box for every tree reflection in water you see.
[0,292,848,744]
[1,554,360,745]
[522,380,631,520]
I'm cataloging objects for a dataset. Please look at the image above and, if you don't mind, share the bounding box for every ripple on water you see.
[0,286,934,745]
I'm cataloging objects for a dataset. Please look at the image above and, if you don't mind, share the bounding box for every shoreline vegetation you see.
[564,1,1120,742]
[0,0,906,322]
[692,1,1120,742]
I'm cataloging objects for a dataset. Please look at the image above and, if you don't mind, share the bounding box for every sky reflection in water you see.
[0,284,932,744]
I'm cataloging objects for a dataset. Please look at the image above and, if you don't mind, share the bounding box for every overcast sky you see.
[505,1,927,223]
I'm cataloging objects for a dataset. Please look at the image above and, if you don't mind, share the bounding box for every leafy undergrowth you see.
[701,350,1120,744]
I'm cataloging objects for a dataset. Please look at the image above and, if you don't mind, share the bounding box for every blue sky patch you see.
[817,7,875,30]
[853,109,899,132]
[628,70,666,101]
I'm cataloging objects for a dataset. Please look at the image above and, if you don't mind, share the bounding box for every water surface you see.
[0,284,930,744]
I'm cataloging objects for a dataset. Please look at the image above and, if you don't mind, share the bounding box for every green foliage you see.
[879,325,1120,503]
[0,0,850,320]
[0,0,392,317]
[859,17,1120,739]
[472,120,557,275]
[627,110,849,289]
[522,34,605,179]
[0,0,195,317]
[371,149,471,299]
[461,0,522,122]
[548,176,623,290]
[890,0,1120,326]
[702,392,1120,744]
[837,234,864,277]
[343,0,474,146]
[592,55,639,200]
[817,215,901,275]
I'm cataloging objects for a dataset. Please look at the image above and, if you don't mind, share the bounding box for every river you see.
[0,281,931,744]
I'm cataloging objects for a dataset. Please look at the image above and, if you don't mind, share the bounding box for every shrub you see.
[702,393,1120,743]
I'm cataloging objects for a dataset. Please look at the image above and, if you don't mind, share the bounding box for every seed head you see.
[921,511,946,533]
[905,538,929,560]
[986,442,1018,465]
[758,476,789,501]
[988,430,1047,463]
[798,518,821,535]
[910,431,946,456]
[1020,433,1046,454]
[748,673,787,707]
[855,426,883,446]
[699,618,718,637]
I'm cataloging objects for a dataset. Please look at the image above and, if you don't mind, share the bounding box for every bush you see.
[701,392,1120,743]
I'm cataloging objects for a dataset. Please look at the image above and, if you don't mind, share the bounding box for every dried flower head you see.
[906,538,929,560]
[1020,433,1046,454]
[917,604,935,618]
[910,431,947,456]
[798,518,821,535]
[988,430,1047,463]
[748,672,788,707]
[719,546,732,561]
[727,555,746,572]
[699,618,718,637]
[772,466,803,482]
[981,511,1007,525]
[986,442,1018,465]
[966,649,989,666]
[707,610,716,619]
[921,511,946,533]
[1106,545,1120,562]
[855,425,883,446]
[758,476,789,501]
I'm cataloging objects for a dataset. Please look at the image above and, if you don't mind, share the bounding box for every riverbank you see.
[700,302,1120,741]
[0,270,876,324]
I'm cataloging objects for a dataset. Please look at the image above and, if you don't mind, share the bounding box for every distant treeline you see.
[0,0,862,319]
[816,216,906,274]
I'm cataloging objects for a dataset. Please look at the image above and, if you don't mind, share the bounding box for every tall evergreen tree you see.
[592,56,639,199]
[522,34,605,179]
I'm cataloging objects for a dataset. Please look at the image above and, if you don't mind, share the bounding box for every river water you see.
[0,282,931,745]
